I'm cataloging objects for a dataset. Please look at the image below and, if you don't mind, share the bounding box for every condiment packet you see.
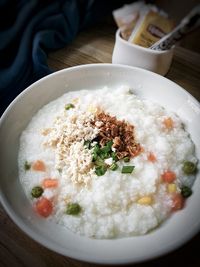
[112,1,145,40]
[128,5,174,48]
[151,4,200,50]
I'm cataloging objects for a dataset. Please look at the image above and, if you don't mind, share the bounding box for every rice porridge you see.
[18,86,198,239]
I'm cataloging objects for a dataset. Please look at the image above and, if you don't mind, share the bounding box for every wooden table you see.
[1,18,200,267]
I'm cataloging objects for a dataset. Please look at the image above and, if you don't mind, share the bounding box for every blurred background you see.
[154,0,200,53]
[1,0,199,115]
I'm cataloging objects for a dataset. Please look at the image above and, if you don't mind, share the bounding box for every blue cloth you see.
[0,0,125,115]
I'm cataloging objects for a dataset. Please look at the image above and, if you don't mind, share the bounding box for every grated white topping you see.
[43,107,99,186]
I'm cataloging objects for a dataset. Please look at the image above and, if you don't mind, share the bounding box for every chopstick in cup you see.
[150,4,200,51]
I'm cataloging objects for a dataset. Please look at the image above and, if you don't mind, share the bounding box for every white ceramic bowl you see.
[0,64,200,265]
[112,29,174,76]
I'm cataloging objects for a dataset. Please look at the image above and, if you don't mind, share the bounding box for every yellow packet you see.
[129,9,174,48]
[112,1,144,40]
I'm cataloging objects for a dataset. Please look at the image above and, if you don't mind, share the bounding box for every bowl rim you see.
[0,63,200,265]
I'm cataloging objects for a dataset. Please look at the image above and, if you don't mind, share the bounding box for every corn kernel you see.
[87,105,97,113]
[72,98,79,104]
[137,196,152,205]
[167,183,177,193]
[87,105,101,114]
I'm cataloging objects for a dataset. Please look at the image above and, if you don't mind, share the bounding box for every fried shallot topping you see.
[94,112,141,159]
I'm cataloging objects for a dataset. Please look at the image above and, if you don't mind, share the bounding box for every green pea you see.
[66,203,82,215]
[31,186,43,198]
[182,161,197,174]
[181,186,192,198]
[65,103,75,110]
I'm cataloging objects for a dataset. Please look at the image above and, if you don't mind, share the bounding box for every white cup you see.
[112,29,174,76]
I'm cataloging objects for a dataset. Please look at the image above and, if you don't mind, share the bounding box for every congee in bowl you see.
[18,85,198,239]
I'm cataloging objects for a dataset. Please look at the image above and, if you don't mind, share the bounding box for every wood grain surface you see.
[1,17,200,267]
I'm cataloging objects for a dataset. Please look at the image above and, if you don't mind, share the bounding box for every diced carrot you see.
[171,193,184,211]
[140,146,145,153]
[163,117,174,129]
[147,152,157,162]
[162,170,176,183]
[35,197,53,217]
[42,178,58,188]
[32,160,46,172]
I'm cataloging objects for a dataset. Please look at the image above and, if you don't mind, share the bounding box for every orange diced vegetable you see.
[42,178,58,188]
[171,193,184,211]
[162,170,176,183]
[35,197,53,217]
[163,117,174,129]
[32,160,46,172]
[147,152,157,162]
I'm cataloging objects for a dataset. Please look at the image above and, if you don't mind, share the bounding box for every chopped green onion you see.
[95,166,107,176]
[182,161,197,174]
[84,140,91,149]
[92,141,114,162]
[111,151,118,162]
[65,103,75,110]
[24,161,31,171]
[123,157,130,162]
[94,156,105,167]
[100,151,109,160]
[66,203,82,215]
[92,153,98,162]
[181,186,192,198]
[31,186,43,198]
[110,163,118,171]
[92,144,100,161]
[92,141,116,176]
[107,140,113,146]
[100,141,113,154]
[93,144,100,153]
[121,165,135,174]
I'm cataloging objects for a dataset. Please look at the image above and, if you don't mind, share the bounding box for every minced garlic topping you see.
[43,107,99,186]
